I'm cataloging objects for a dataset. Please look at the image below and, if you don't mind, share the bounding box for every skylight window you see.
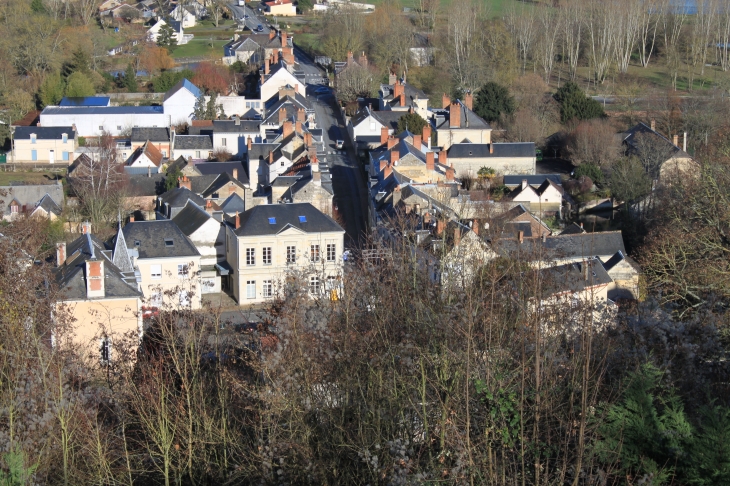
[298,216,307,223]
[268,217,276,224]
[165,239,174,247]
[134,240,141,247]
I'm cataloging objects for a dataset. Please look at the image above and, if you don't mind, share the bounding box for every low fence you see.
[0,163,68,171]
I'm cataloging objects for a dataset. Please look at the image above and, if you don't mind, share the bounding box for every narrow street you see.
[228,4,368,247]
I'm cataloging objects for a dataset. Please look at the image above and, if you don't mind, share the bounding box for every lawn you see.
[0,170,64,186]
[171,39,230,59]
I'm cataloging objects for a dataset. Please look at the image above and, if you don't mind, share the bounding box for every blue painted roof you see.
[41,106,164,115]
[163,78,202,101]
[59,97,110,107]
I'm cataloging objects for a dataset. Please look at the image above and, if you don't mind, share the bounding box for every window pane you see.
[151,264,162,279]
[263,280,272,298]
[263,247,272,264]
[246,248,255,265]
[327,243,336,261]
[310,244,320,262]
[286,246,296,264]
[246,280,256,299]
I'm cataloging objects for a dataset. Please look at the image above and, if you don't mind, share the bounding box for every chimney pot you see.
[413,134,421,149]
[449,102,461,129]
[422,125,432,148]
[129,215,135,223]
[438,150,447,165]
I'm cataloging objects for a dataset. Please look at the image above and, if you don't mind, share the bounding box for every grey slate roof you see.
[54,233,141,301]
[503,174,562,187]
[560,222,587,236]
[539,258,613,297]
[171,201,215,236]
[34,194,62,216]
[189,174,221,194]
[200,173,246,198]
[493,231,627,260]
[448,142,536,159]
[195,161,249,185]
[622,122,691,160]
[211,119,261,133]
[432,101,491,130]
[159,187,205,209]
[233,202,343,236]
[126,173,167,197]
[1,182,64,216]
[131,127,170,142]
[173,135,213,150]
[601,250,625,272]
[13,126,75,140]
[122,220,200,259]
[219,193,247,214]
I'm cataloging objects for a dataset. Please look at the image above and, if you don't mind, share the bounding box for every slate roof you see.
[219,193,247,214]
[13,126,75,140]
[233,202,343,236]
[159,187,205,209]
[210,119,261,133]
[54,233,141,301]
[539,258,613,297]
[126,173,167,197]
[622,122,691,160]
[560,222,587,236]
[432,101,491,130]
[163,78,202,102]
[171,201,215,236]
[131,127,170,142]
[248,143,280,161]
[503,174,563,187]
[380,82,428,102]
[189,174,220,194]
[493,231,627,260]
[41,106,163,115]
[34,194,62,216]
[173,135,213,150]
[601,250,626,272]
[0,182,64,215]
[59,97,110,107]
[199,172,246,198]
[122,220,200,259]
[448,142,535,159]
[194,161,249,185]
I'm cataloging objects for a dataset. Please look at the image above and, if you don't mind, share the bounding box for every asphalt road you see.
[228,3,271,33]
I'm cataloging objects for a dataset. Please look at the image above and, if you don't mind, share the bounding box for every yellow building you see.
[12,126,76,164]
[53,223,143,362]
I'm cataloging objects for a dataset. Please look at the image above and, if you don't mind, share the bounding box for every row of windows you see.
[150,264,189,279]
[30,134,69,143]
[246,244,336,266]
[29,150,70,161]
[245,276,339,299]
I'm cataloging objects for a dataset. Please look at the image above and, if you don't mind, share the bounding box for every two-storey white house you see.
[225,203,345,304]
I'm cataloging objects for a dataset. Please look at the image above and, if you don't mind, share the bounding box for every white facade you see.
[170,5,197,28]
[348,112,389,142]
[212,96,264,117]
[39,108,169,137]
[260,69,306,104]
[163,85,199,125]
[213,131,261,158]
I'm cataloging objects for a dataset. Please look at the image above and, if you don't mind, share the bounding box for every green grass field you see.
[171,39,229,59]
[0,170,63,186]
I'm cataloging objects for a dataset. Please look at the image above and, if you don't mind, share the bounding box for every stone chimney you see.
[347,50,354,65]
[178,176,191,190]
[449,102,461,129]
[650,119,656,131]
[56,242,66,267]
[234,114,240,126]
[381,126,389,145]
[442,93,450,109]
[390,149,399,165]
[264,58,270,75]
[313,170,321,186]
[489,143,494,154]
[683,132,687,152]
[235,211,241,229]
[387,137,397,149]
[426,152,435,171]
[423,125,431,148]
[85,259,105,299]
[464,92,473,111]
[247,136,252,150]
[521,179,528,190]
[283,120,293,138]
[358,51,368,68]
[232,168,238,180]
[413,134,421,149]
[281,30,288,48]
[446,165,455,181]
[454,226,461,246]
[81,221,92,235]
[518,230,524,244]
[389,71,397,85]
[673,134,679,146]
[438,150,447,165]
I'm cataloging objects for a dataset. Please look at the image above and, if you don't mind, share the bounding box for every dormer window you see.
[164,239,174,247]
[30,134,36,144]
[62,133,68,143]
[134,240,141,247]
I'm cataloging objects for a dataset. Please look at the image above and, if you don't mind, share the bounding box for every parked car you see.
[336,140,344,149]
[256,24,264,32]
[536,149,543,161]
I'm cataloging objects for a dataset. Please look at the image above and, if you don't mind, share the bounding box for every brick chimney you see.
[449,102,461,129]
[269,29,275,41]
[347,50,354,65]
[81,221,91,235]
[438,150,447,165]
[426,151,434,171]
[650,118,656,131]
[206,199,214,213]
[380,159,388,173]
[269,151,274,164]
[304,131,312,147]
[387,137,397,149]
[232,168,238,180]
[399,93,405,107]
[489,143,494,154]
[297,107,305,124]
[178,176,191,190]
[454,226,461,246]
[85,259,105,298]
[282,47,295,64]
[442,93,450,109]
[518,230,524,244]
[278,108,286,124]
[436,218,445,235]
[273,49,279,64]
[281,30,287,48]
[413,134,421,149]
[235,211,240,229]
[394,80,405,99]
[129,215,135,223]
[446,164,455,181]
[383,164,392,179]
[464,92,473,111]
[296,120,302,134]
[247,136,252,150]
[311,156,319,172]
[390,149,399,165]
[56,242,66,267]
[283,120,293,138]
[521,179,528,190]
[422,125,431,148]
[673,134,679,146]
[381,126,389,145]
[264,58,270,75]
[358,51,368,68]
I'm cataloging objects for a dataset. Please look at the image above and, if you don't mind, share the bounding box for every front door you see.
[48,150,55,164]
